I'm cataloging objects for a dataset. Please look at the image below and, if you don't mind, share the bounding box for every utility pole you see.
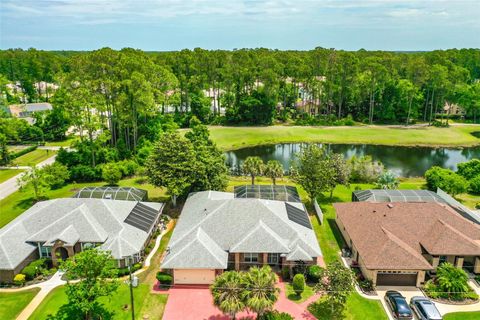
[128,256,135,320]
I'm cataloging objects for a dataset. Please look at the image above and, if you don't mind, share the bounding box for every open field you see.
[0,177,167,228]
[12,149,57,166]
[0,288,40,320]
[28,284,168,320]
[205,125,480,150]
[0,169,23,183]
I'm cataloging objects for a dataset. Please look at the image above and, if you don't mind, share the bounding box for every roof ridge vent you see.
[387,203,394,208]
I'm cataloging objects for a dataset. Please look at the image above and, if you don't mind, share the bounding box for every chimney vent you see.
[387,203,394,209]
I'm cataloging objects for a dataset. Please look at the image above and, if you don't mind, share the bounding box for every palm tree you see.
[210,271,246,319]
[375,170,399,189]
[264,160,283,185]
[436,262,469,298]
[242,157,265,185]
[243,266,279,318]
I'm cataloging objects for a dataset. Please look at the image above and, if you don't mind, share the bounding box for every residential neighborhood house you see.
[161,188,322,284]
[335,201,480,287]
[0,198,163,283]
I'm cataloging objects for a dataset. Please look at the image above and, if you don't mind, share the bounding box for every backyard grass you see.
[44,136,79,147]
[12,149,57,166]
[28,284,168,320]
[0,169,23,183]
[285,283,315,303]
[444,311,480,320]
[0,288,40,320]
[0,176,167,228]
[205,125,480,150]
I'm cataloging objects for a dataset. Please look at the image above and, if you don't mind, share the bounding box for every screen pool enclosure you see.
[234,185,301,202]
[73,186,148,201]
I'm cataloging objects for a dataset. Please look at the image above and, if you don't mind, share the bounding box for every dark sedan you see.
[384,291,413,319]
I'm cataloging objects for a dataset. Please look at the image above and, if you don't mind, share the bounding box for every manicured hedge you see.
[10,145,37,160]
[156,272,173,285]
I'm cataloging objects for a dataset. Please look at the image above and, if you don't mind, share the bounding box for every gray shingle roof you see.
[0,198,163,270]
[161,191,321,269]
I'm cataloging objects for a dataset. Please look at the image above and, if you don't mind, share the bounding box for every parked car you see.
[410,296,442,320]
[384,290,413,319]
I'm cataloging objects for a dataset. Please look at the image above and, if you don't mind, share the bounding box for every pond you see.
[225,143,480,177]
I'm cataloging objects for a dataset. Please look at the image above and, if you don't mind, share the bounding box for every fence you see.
[313,198,323,224]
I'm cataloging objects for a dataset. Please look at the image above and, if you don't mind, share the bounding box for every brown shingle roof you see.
[334,202,480,271]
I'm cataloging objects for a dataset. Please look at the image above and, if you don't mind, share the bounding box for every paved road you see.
[0,155,57,200]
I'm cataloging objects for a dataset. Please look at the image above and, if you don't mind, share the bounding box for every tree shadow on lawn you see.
[46,302,114,320]
[308,298,345,320]
[288,292,303,301]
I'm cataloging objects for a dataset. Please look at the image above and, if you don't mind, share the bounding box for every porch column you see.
[431,256,439,269]
[474,257,480,274]
[235,253,240,271]
[455,257,464,269]
[262,253,268,265]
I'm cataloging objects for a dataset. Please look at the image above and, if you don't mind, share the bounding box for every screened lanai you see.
[73,186,148,201]
[234,185,301,202]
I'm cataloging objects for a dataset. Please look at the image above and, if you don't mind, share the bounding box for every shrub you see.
[42,162,70,188]
[10,145,37,160]
[307,265,322,283]
[70,164,102,182]
[348,156,384,183]
[292,274,305,296]
[358,279,375,292]
[117,160,138,177]
[13,274,26,286]
[21,258,47,280]
[102,163,122,185]
[425,166,468,195]
[258,311,294,320]
[156,272,173,285]
[436,262,469,299]
[469,176,480,194]
[281,267,290,281]
[457,159,480,180]
[117,263,142,277]
[21,265,37,280]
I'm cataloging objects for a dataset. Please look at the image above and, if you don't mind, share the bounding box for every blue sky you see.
[1,0,479,51]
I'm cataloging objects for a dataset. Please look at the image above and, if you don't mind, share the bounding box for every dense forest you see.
[1,47,480,161]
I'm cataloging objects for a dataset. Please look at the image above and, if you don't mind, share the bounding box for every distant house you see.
[7,102,53,124]
[335,202,480,287]
[161,189,322,285]
[0,198,164,283]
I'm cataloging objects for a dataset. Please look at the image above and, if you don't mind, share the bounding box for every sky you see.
[0,0,479,51]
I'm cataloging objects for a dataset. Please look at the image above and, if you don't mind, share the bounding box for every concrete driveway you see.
[376,286,424,320]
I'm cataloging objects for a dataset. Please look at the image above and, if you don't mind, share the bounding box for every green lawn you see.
[0,177,167,228]
[285,283,315,303]
[44,136,79,147]
[0,169,23,183]
[28,284,168,320]
[12,149,57,166]
[204,125,480,150]
[0,288,40,320]
[444,311,480,320]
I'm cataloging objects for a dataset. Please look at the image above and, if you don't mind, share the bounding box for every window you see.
[439,255,447,265]
[267,253,279,264]
[40,246,52,258]
[244,253,258,263]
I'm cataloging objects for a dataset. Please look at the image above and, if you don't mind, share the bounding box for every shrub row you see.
[156,272,173,285]
[10,145,37,160]
[117,263,142,277]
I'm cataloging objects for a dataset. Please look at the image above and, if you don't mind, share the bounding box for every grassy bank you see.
[0,169,23,183]
[444,311,480,320]
[12,149,57,166]
[206,125,480,150]
[0,288,40,320]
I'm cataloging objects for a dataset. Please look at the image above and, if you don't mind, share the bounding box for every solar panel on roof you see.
[285,203,311,229]
[124,202,160,232]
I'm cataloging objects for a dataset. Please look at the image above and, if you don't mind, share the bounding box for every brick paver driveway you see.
[162,282,318,320]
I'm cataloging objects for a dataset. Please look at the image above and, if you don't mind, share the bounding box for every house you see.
[161,190,322,284]
[7,102,53,124]
[335,202,480,287]
[0,198,164,283]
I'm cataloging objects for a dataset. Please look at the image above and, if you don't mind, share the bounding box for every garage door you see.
[174,269,216,284]
[376,272,418,286]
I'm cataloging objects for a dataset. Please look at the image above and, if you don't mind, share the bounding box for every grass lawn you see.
[308,293,387,320]
[0,288,40,320]
[44,137,78,147]
[28,284,168,320]
[0,169,23,183]
[12,149,57,166]
[285,283,315,303]
[204,125,480,150]
[444,311,480,320]
[0,176,167,228]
